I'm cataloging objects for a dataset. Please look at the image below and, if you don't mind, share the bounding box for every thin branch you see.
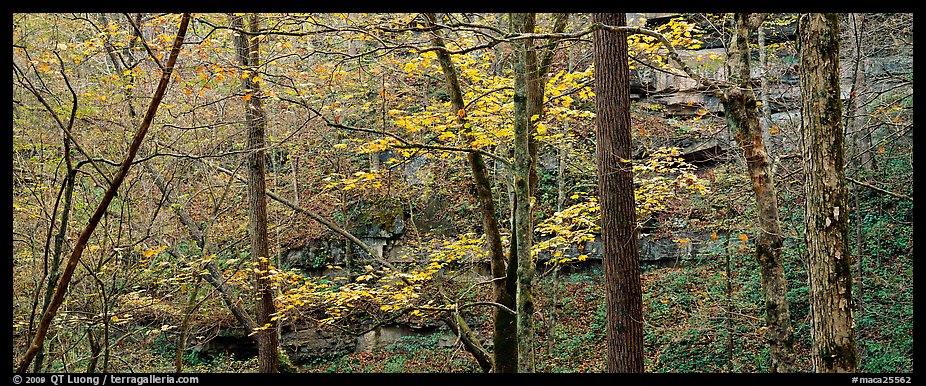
[846,176,912,202]
[124,13,164,70]
[458,301,516,316]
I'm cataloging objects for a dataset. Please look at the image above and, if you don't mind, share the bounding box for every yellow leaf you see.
[364,265,373,271]
[536,123,547,135]
[738,233,749,243]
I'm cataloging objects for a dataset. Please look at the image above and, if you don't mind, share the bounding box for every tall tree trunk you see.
[424,12,513,373]
[15,13,190,373]
[721,13,796,373]
[511,12,538,373]
[798,13,859,373]
[231,13,279,373]
[592,12,644,373]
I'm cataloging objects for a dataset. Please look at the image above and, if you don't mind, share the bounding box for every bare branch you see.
[846,176,912,202]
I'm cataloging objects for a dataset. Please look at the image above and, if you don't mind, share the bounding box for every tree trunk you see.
[15,14,190,373]
[592,12,644,373]
[231,13,279,373]
[798,13,859,373]
[424,12,514,373]
[720,13,796,373]
[511,12,538,373]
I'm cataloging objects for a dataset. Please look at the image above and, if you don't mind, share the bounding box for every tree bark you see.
[15,13,190,374]
[511,12,538,373]
[424,12,515,373]
[798,13,859,373]
[231,13,279,373]
[720,13,796,373]
[592,12,644,373]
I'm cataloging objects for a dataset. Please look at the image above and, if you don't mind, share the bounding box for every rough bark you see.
[592,12,644,373]
[424,13,514,372]
[231,13,279,373]
[511,12,538,373]
[720,13,797,373]
[15,13,190,373]
[798,13,859,373]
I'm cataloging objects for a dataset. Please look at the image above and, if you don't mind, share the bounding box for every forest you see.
[12,13,913,374]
